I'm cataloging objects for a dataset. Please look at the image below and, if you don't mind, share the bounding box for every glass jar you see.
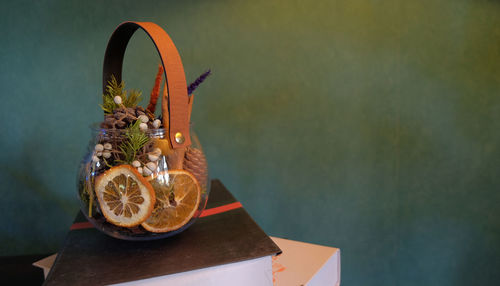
[77,125,209,240]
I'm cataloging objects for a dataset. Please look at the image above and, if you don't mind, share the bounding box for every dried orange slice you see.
[95,165,156,227]
[141,170,201,232]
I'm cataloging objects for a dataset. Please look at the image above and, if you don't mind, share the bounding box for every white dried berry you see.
[95,144,104,152]
[145,162,157,172]
[148,154,159,162]
[103,143,112,150]
[132,160,141,168]
[92,155,99,162]
[103,151,111,159]
[138,115,149,123]
[114,96,122,104]
[152,147,162,156]
[142,167,152,176]
[152,119,161,129]
[96,151,103,157]
[137,167,143,175]
[139,123,148,131]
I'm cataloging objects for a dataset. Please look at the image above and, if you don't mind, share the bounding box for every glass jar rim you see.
[89,123,167,136]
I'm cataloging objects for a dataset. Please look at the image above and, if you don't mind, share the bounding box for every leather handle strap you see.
[103,21,191,148]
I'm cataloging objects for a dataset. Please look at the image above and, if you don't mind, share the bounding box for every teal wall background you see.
[1,0,500,284]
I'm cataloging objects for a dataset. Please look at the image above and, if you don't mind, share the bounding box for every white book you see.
[271,237,341,286]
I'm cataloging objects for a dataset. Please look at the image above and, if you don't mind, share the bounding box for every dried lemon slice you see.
[141,170,201,233]
[95,165,156,227]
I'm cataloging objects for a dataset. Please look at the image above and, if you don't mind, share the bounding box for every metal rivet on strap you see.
[174,132,185,144]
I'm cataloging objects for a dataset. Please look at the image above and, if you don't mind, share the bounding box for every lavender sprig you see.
[187,69,211,95]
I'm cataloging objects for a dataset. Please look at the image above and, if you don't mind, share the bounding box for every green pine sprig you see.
[124,89,142,107]
[117,120,150,164]
[100,75,142,114]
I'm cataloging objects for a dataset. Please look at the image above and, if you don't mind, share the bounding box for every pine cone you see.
[100,107,137,129]
[100,106,160,129]
[183,147,208,189]
[134,106,156,126]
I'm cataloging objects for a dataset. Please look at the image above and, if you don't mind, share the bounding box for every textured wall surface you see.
[1,0,500,285]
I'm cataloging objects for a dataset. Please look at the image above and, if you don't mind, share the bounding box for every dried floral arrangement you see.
[80,65,211,234]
